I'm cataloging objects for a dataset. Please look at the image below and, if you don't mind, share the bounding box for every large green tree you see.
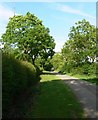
[2,12,55,64]
[62,19,96,65]
[62,19,96,74]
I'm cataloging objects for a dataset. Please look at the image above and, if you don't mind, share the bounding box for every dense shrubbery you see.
[2,53,40,117]
[60,63,96,75]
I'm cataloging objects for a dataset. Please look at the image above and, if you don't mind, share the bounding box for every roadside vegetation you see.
[51,19,97,84]
[1,11,96,118]
[1,12,55,118]
[25,72,84,118]
[2,53,41,117]
[67,73,97,84]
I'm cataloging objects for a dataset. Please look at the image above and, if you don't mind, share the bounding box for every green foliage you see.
[35,57,53,71]
[61,19,96,75]
[35,57,44,70]
[43,58,53,71]
[2,12,55,64]
[81,63,96,75]
[2,53,40,117]
[51,53,64,71]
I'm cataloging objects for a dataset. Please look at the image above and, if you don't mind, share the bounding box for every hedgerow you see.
[2,53,40,117]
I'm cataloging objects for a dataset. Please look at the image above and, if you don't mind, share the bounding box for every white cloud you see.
[55,40,64,52]
[0,4,13,38]
[52,35,67,52]
[0,5,14,21]
[57,4,95,19]
[0,4,19,38]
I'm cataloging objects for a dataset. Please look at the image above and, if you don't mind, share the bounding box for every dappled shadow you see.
[61,79,97,118]
[80,78,98,85]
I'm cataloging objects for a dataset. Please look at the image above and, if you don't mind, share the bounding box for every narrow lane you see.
[55,74,97,118]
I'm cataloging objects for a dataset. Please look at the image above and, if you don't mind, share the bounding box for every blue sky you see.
[0,2,96,52]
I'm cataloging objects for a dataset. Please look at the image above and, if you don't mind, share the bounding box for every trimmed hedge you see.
[2,53,40,117]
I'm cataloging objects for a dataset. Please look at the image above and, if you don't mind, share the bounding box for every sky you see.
[0,2,96,52]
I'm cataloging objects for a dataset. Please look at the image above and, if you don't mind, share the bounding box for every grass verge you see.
[25,72,83,118]
[67,73,97,85]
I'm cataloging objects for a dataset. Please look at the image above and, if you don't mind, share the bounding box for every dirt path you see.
[52,72,97,118]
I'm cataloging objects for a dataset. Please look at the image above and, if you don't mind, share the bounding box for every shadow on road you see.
[59,79,97,118]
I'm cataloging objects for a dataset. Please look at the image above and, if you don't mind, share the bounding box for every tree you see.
[62,19,96,74]
[2,12,55,64]
[68,19,96,64]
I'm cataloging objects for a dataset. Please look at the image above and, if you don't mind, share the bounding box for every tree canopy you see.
[2,12,55,64]
[62,19,96,65]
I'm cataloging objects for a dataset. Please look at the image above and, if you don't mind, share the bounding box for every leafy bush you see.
[2,53,40,117]
[60,61,96,76]
[82,63,96,75]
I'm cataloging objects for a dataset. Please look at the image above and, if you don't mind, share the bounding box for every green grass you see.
[67,73,97,85]
[25,72,83,118]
